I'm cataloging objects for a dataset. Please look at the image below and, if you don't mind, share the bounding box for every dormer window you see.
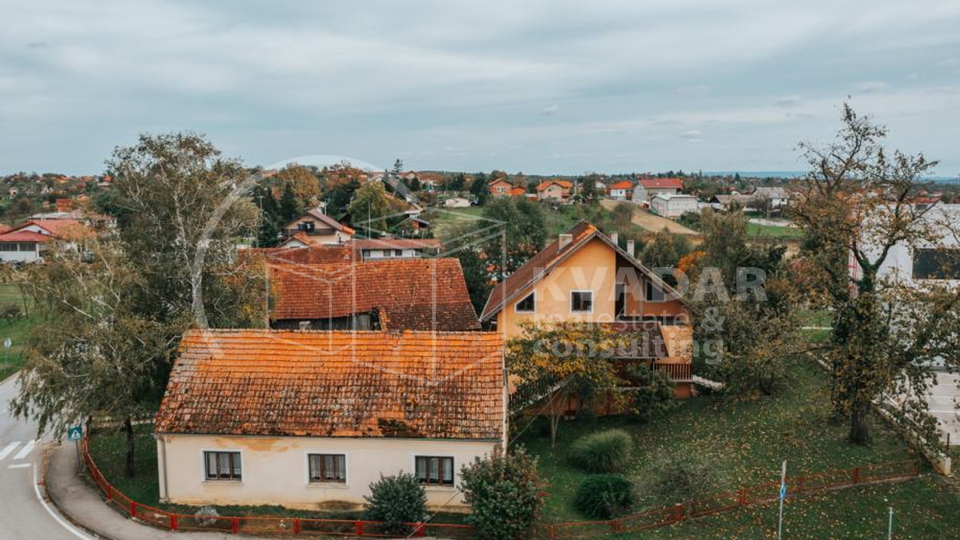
[515,292,535,313]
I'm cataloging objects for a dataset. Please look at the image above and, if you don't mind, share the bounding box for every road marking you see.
[13,439,37,460]
[34,466,96,540]
[0,441,20,460]
[8,463,30,469]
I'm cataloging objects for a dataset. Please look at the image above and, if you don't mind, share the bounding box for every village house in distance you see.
[154,330,505,510]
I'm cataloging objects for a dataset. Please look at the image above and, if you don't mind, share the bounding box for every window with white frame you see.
[308,453,346,483]
[570,290,593,313]
[515,291,535,313]
[415,456,454,486]
[204,451,242,481]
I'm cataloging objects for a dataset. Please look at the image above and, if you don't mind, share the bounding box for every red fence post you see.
[355,520,364,536]
[738,488,746,506]
[169,514,178,531]
[672,503,684,522]
[611,519,623,533]
[853,468,861,484]
[106,485,113,501]
[549,524,556,540]
[129,501,137,517]
[293,518,301,535]
[232,517,239,534]
[416,522,426,537]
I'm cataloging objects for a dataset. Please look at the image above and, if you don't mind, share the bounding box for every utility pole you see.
[777,460,787,540]
[887,505,893,540]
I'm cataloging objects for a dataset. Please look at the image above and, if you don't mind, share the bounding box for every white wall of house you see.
[650,195,698,218]
[361,248,423,260]
[0,242,41,263]
[156,434,498,510]
[443,198,471,208]
[869,204,960,288]
[609,188,629,200]
[633,185,680,203]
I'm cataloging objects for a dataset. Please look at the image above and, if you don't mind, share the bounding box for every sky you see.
[2,0,960,176]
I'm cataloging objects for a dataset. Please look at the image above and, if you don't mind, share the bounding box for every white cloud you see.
[939,57,960,67]
[774,94,802,108]
[539,105,560,116]
[856,81,890,94]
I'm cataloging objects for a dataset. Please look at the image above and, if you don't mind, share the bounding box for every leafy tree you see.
[279,181,301,224]
[507,322,625,447]
[105,133,265,328]
[578,173,601,204]
[460,446,546,540]
[622,364,676,422]
[612,202,634,228]
[363,473,427,535]
[640,228,680,271]
[348,181,391,233]
[689,208,803,398]
[793,104,959,446]
[277,164,321,207]
[450,172,467,191]
[574,475,635,519]
[12,239,176,477]
[253,184,282,247]
[392,158,403,175]
[469,172,490,205]
[644,454,725,507]
[482,198,546,281]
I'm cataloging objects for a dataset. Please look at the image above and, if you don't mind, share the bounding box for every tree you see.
[11,239,176,477]
[450,172,467,191]
[640,228,679,271]
[279,181,301,224]
[348,180,391,233]
[507,322,625,447]
[105,133,265,328]
[579,173,601,204]
[460,446,546,540]
[612,202,634,229]
[277,164,321,207]
[792,104,959,445]
[253,184,282,247]
[469,172,490,205]
[622,364,676,422]
[689,208,803,398]
[392,158,403,176]
[482,198,547,281]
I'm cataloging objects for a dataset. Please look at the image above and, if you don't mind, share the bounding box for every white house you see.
[155,330,505,510]
[751,187,790,209]
[607,180,634,201]
[281,208,355,245]
[633,178,683,204]
[861,203,960,288]
[0,219,88,263]
[650,194,699,218]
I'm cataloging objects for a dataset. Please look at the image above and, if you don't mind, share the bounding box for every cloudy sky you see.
[2,0,959,176]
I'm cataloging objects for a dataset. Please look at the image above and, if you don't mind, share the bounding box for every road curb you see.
[41,443,122,540]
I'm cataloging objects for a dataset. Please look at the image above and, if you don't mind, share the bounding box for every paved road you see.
[0,373,95,540]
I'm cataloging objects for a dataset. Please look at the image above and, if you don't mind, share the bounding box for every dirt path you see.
[600,199,700,235]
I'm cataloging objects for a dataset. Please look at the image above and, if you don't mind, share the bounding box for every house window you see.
[0,243,17,252]
[298,221,315,233]
[308,454,346,483]
[415,456,454,486]
[570,291,593,313]
[515,292,535,313]
[394,249,403,257]
[913,249,960,280]
[204,451,242,481]
[645,281,665,302]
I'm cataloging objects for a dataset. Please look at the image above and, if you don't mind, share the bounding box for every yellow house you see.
[155,330,505,511]
[480,221,693,397]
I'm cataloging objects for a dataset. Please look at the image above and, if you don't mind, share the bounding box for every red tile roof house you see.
[281,207,355,246]
[154,329,506,510]
[607,180,634,201]
[0,219,89,263]
[268,258,481,331]
[481,222,694,403]
[487,178,514,198]
[535,180,573,202]
[633,178,684,204]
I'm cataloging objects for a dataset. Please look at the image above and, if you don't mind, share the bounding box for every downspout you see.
[156,434,170,502]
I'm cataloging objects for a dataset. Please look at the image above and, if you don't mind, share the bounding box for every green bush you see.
[363,473,426,534]
[573,475,635,519]
[568,429,633,473]
[644,454,725,506]
[460,446,546,540]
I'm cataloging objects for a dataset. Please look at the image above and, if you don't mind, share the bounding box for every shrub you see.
[460,446,547,540]
[363,473,426,534]
[644,454,725,506]
[568,429,633,473]
[573,475,635,519]
[622,364,676,423]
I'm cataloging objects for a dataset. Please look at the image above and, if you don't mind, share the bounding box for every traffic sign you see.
[67,426,83,441]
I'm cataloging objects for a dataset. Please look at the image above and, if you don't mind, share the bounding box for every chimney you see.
[610,232,619,246]
[558,233,573,250]
[626,239,635,258]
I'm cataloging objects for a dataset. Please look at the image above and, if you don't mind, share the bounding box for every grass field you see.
[0,282,35,381]
[746,222,802,238]
[517,361,920,522]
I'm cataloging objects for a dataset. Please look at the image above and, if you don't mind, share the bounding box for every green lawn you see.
[516,361,923,522]
[746,222,802,238]
[0,282,36,381]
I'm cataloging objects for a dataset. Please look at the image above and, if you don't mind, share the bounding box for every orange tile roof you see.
[638,178,683,190]
[0,230,53,243]
[270,258,480,331]
[155,329,505,440]
[608,180,634,190]
[242,243,360,265]
[509,186,527,197]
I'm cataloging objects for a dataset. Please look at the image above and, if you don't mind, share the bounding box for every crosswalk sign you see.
[67,426,83,441]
